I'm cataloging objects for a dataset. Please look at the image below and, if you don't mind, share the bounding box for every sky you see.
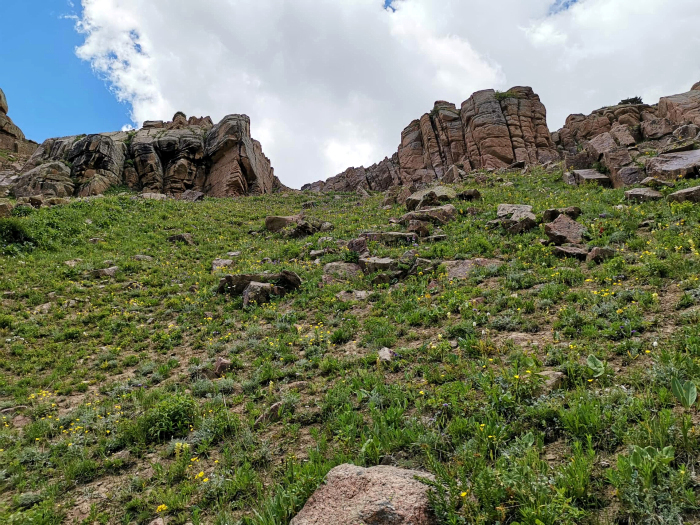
[2,1,699,189]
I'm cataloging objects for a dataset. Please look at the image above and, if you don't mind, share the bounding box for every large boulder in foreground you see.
[668,185,700,203]
[545,214,587,245]
[645,149,700,180]
[290,464,436,525]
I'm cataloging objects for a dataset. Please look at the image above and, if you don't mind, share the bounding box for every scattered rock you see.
[506,217,537,234]
[346,237,369,255]
[497,204,534,220]
[167,233,194,245]
[266,214,302,233]
[179,189,205,202]
[362,231,418,245]
[0,201,13,217]
[646,149,700,180]
[34,303,51,314]
[587,247,615,263]
[545,214,587,245]
[542,206,581,222]
[609,166,644,188]
[405,186,456,211]
[212,258,234,271]
[217,270,302,296]
[553,245,589,260]
[378,348,393,362]
[290,464,436,525]
[254,401,284,428]
[359,257,398,273]
[64,259,83,267]
[566,169,612,187]
[407,219,431,238]
[538,370,565,391]
[424,234,448,243]
[214,357,232,377]
[456,189,481,201]
[91,266,119,278]
[442,258,503,279]
[641,177,674,188]
[139,192,167,200]
[625,188,663,202]
[227,251,242,257]
[400,204,456,225]
[668,185,700,203]
[335,290,369,302]
[324,262,362,281]
[243,282,273,307]
[133,254,153,261]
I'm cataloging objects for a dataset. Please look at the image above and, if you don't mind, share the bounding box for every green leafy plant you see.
[671,377,697,409]
[586,354,605,378]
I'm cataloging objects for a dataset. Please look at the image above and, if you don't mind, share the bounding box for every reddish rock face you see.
[303,85,558,192]
[15,112,276,198]
[658,89,700,127]
[0,87,38,157]
[554,103,656,153]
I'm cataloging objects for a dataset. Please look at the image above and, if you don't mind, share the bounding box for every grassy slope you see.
[0,168,699,524]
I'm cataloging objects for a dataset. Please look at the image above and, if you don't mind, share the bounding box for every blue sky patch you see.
[549,0,579,15]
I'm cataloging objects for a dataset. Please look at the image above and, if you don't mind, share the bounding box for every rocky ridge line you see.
[0,89,287,199]
[302,86,560,193]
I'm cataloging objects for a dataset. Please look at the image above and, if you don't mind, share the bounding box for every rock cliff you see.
[302,86,559,192]
[553,82,700,187]
[11,109,281,199]
[0,87,37,157]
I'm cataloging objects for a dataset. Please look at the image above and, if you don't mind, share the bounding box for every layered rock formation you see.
[554,82,700,187]
[303,86,559,192]
[12,111,282,199]
[0,88,37,157]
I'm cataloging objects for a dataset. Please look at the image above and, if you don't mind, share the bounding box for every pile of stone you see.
[217,270,302,307]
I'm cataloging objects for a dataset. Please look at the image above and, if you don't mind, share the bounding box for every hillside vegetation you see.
[1,167,700,524]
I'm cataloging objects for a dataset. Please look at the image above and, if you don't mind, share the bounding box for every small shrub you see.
[619,96,643,105]
[142,394,198,442]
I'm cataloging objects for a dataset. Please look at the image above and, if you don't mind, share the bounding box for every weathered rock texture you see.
[303,86,558,192]
[13,111,281,198]
[0,87,38,157]
[290,464,436,525]
[556,82,700,188]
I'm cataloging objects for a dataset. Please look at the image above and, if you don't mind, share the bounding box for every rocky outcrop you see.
[0,88,38,157]
[13,112,277,198]
[556,82,700,188]
[553,103,656,153]
[302,86,558,193]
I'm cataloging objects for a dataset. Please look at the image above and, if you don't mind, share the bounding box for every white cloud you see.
[74,0,700,188]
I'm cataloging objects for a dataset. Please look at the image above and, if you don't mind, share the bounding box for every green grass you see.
[0,167,699,524]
